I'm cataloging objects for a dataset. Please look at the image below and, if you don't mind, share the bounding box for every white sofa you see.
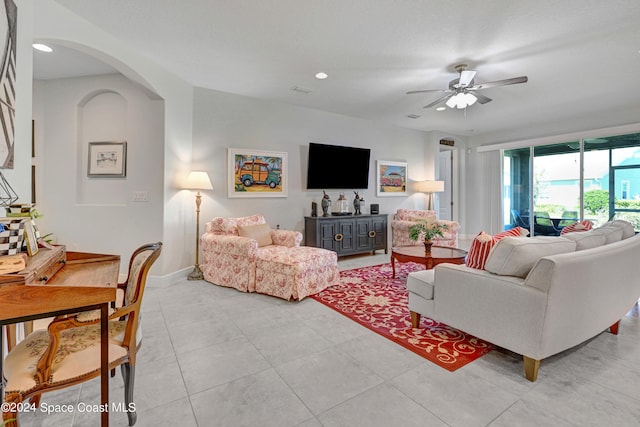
[407,220,640,381]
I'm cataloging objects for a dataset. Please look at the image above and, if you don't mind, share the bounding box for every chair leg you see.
[121,363,137,426]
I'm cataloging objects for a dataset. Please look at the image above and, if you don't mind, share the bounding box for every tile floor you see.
[12,245,640,427]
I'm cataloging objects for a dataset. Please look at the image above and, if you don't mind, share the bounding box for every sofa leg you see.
[523,356,540,382]
[410,311,421,328]
[609,320,620,335]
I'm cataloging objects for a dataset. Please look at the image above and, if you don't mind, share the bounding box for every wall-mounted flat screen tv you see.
[306,142,370,189]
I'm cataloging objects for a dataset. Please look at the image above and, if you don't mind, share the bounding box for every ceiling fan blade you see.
[459,70,476,87]
[423,93,454,109]
[406,88,451,95]
[471,76,528,90]
[471,92,492,104]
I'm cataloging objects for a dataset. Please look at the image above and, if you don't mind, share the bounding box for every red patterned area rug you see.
[311,262,493,371]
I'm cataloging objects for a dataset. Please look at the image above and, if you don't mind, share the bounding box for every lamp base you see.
[187,265,204,281]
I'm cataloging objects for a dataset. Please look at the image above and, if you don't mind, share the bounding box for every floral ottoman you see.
[255,246,339,300]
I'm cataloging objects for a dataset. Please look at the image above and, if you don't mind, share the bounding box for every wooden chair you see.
[2,242,162,427]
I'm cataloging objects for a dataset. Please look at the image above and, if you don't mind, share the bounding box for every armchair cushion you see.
[238,223,273,247]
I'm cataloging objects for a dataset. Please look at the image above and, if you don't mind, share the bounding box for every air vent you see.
[291,86,312,94]
[407,114,420,119]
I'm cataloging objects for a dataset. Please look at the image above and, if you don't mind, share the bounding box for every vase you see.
[424,240,433,255]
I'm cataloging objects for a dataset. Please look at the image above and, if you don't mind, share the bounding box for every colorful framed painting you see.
[228,148,288,198]
[376,160,407,197]
[87,142,127,178]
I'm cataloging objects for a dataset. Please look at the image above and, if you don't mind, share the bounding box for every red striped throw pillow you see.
[466,227,525,270]
[560,220,593,235]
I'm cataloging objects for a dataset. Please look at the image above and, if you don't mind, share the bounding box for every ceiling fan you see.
[407,64,528,109]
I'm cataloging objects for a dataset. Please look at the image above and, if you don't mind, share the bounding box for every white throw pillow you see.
[485,236,576,278]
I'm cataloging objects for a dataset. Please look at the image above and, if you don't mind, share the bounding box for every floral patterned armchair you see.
[200,214,338,300]
[391,209,460,248]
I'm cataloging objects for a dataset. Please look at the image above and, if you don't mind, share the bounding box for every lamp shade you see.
[185,171,213,190]
[415,180,444,193]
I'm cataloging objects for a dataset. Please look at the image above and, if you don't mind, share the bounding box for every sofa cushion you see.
[485,236,576,278]
[590,226,624,244]
[560,220,593,235]
[406,269,435,300]
[238,223,273,247]
[607,220,636,239]
[561,230,606,250]
[466,227,528,270]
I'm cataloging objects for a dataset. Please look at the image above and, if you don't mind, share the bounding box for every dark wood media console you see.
[304,214,388,257]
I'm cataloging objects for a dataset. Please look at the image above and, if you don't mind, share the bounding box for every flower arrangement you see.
[408,218,448,243]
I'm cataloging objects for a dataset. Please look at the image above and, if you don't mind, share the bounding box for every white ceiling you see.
[39,0,640,139]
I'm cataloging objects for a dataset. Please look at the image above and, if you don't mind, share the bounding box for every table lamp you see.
[184,171,213,280]
[416,180,444,211]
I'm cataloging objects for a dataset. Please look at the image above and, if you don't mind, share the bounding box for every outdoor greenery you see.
[584,190,610,214]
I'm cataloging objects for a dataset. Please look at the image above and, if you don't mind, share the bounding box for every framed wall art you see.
[228,148,287,198]
[0,0,17,169]
[376,160,407,197]
[87,142,127,178]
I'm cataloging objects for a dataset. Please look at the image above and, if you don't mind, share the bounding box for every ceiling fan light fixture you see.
[446,92,478,109]
[445,96,458,109]
[463,92,477,106]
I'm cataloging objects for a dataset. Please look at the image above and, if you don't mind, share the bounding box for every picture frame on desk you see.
[24,220,39,256]
[87,141,127,178]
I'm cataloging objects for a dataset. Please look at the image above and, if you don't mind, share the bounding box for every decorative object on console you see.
[23,220,38,256]
[376,160,407,196]
[353,191,362,215]
[336,192,349,214]
[0,171,18,207]
[415,180,445,210]
[311,201,317,217]
[87,141,127,178]
[370,203,379,214]
[0,217,27,256]
[228,148,287,198]
[321,191,331,216]
[184,170,213,281]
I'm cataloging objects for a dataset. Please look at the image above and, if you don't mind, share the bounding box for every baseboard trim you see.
[146,267,192,288]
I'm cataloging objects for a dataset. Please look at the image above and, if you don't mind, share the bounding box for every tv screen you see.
[306,143,370,189]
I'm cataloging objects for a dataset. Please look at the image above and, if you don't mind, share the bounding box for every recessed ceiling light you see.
[33,43,53,52]
[436,106,446,111]
[315,72,328,80]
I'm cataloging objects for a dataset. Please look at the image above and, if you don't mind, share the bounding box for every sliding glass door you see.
[503,131,640,233]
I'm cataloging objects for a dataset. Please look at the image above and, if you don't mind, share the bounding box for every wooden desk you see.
[0,246,119,427]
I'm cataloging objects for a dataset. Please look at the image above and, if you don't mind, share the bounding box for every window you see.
[503,132,640,232]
